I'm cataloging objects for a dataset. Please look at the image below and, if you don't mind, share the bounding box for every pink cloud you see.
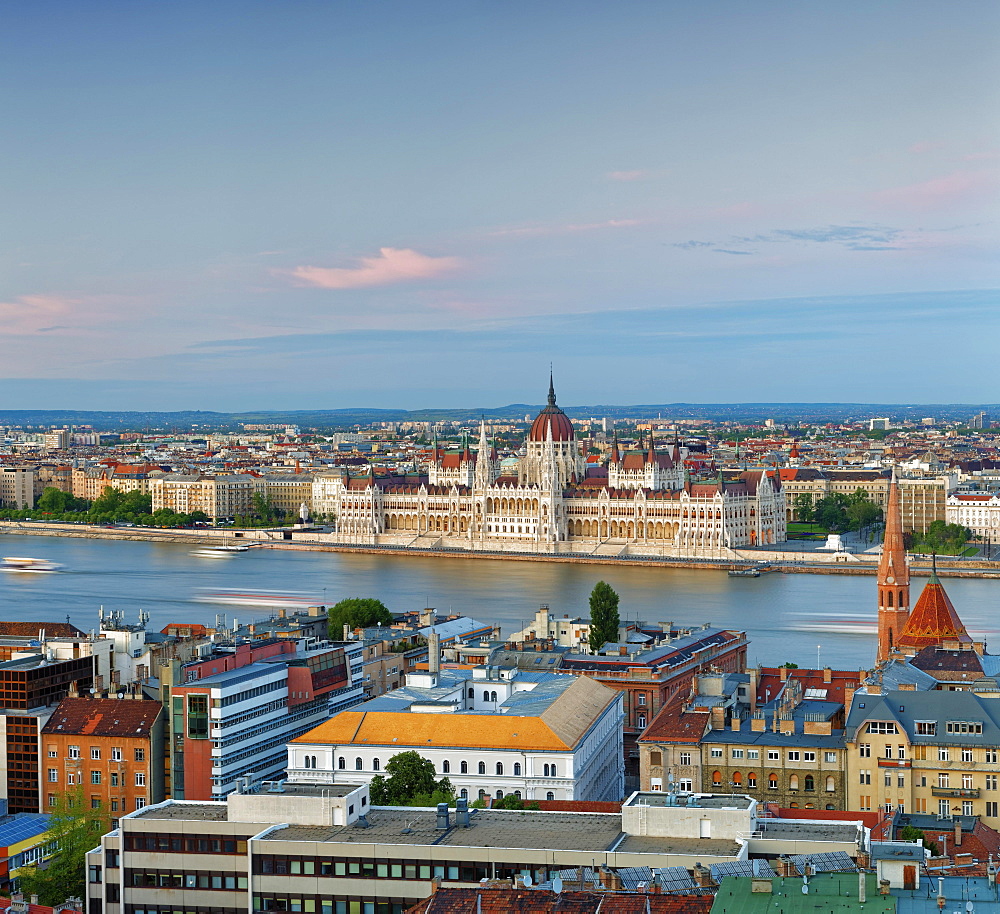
[608,170,647,182]
[871,169,998,211]
[0,294,78,335]
[282,247,461,289]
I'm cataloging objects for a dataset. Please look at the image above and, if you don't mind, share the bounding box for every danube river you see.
[1,534,997,669]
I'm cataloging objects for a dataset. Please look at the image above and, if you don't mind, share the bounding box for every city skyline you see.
[2,1,998,410]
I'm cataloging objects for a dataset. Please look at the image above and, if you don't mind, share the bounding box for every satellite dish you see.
[966,903,974,913]
[552,876,563,894]
[801,885,809,895]
[523,874,533,887]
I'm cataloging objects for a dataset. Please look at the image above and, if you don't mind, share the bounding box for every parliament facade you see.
[327,380,786,557]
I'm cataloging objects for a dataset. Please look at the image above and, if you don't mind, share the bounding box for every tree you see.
[328,598,392,638]
[368,751,454,806]
[588,581,620,652]
[18,787,110,905]
[493,793,540,810]
[792,493,815,523]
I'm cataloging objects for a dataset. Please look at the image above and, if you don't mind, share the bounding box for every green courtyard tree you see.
[18,786,110,905]
[588,581,620,652]
[792,493,815,523]
[328,598,393,639]
[368,751,454,806]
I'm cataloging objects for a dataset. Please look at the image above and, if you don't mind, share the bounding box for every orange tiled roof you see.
[897,572,972,651]
[42,697,162,737]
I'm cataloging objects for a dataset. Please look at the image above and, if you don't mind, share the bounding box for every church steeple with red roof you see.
[876,469,910,663]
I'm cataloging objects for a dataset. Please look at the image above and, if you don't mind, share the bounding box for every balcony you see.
[931,788,979,798]
[877,759,911,768]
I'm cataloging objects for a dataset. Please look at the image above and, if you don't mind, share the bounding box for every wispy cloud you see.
[608,170,648,182]
[490,218,641,238]
[872,169,998,211]
[0,294,78,335]
[674,223,907,255]
[280,247,462,289]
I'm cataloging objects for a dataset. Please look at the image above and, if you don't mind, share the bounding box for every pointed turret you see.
[876,469,911,663]
[610,430,620,464]
[896,554,972,653]
[646,433,657,465]
[462,434,472,463]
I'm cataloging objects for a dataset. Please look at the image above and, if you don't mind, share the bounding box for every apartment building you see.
[149,474,265,520]
[845,687,1000,825]
[262,474,315,517]
[40,697,165,821]
[0,467,34,509]
[900,474,955,533]
[947,491,1000,540]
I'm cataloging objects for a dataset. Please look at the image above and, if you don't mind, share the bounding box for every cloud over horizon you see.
[281,248,462,289]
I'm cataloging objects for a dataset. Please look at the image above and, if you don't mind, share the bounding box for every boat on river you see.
[728,565,760,578]
[191,543,251,558]
[1,556,64,573]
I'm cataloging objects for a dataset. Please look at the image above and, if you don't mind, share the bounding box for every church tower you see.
[876,469,910,663]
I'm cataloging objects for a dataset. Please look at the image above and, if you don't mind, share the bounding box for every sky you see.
[2,1,999,411]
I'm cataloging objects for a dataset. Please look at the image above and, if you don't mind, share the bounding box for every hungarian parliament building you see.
[324,380,786,557]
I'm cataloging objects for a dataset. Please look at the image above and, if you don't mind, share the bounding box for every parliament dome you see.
[528,376,575,442]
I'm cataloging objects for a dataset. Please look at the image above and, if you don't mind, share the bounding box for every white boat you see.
[194,589,320,609]
[1,556,64,573]
[191,543,251,558]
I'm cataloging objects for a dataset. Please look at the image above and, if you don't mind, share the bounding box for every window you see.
[789,775,799,790]
[47,768,58,782]
[768,774,778,790]
[963,749,974,763]
[47,748,57,758]
[91,746,101,759]
[338,757,345,770]
[898,774,905,787]
[680,752,692,766]
[747,773,757,788]
[496,762,503,776]
[69,745,80,759]
[478,761,486,775]
[885,773,892,787]
[48,794,56,807]
[939,748,950,761]
[938,773,950,788]
[637,714,646,728]
[803,752,816,762]
[546,792,555,801]
[787,751,800,762]
[768,750,780,761]
[134,748,145,762]
[91,797,101,809]
[898,746,906,759]
[637,694,646,705]
[859,744,871,757]
[748,750,759,760]
[712,770,722,787]
[946,721,983,734]
[110,773,119,787]
[987,749,998,764]
[987,802,998,817]
[135,772,146,787]
[111,747,122,761]
[91,771,102,784]
[442,760,450,774]
[987,775,997,791]
[483,691,489,702]
[884,746,894,759]
[187,694,209,739]
[824,752,837,763]
[963,774,974,790]
[135,797,146,810]
[678,778,693,791]
[939,799,951,818]
[963,801,974,816]
[355,757,363,770]
[915,721,937,735]
[860,770,871,785]
[804,775,814,791]
[711,748,723,758]
[460,761,468,774]
[372,758,380,771]
[867,722,898,734]
[513,762,521,775]
[826,776,836,792]
[732,749,744,759]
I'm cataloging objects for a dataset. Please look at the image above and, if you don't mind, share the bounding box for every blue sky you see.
[2,1,998,410]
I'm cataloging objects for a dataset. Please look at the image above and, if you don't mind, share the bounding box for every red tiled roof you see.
[638,693,709,743]
[0,621,85,638]
[41,697,162,737]
[898,573,972,651]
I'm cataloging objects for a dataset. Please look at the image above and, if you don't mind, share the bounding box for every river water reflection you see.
[1,534,997,669]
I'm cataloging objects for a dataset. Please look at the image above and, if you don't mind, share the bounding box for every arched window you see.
[712,770,722,787]
[338,757,345,770]
[483,691,490,701]
[789,774,799,790]
[355,757,363,771]
[311,756,317,769]
[546,791,555,801]
[460,788,468,799]
[478,761,486,775]
[373,758,380,771]
[514,762,521,776]
[747,772,757,788]
[496,762,503,776]
[468,688,474,699]
[826,804,835,810]
[496,790,503,799]
[478,789,487,799]
[442,760,450,774]
[550,763,557,778]
[887,591,893,607]
[804,775,814,791]
[768,773,778,789]
[514,790,522,799]
[732,771,743,785]
[543,763,550,777]
[490,691,497,702]
[460,761,468,774]
[789,802,799,808]
[303,756,311,769]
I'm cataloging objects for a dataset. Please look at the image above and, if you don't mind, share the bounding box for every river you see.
[1,534,997,669]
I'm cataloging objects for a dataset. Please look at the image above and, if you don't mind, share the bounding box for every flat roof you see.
[758,821,861,843]
[626,792,754,810]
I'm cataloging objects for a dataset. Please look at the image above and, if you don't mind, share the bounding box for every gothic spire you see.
[547,369,556,407]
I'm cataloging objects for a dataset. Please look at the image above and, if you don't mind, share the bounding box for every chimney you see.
[823,667,832,684]
[619,646,627,656]
[30,897,39,906]
[710,706,725,730]
[343,623,350,641]
[435,801,450,830]
[692,863,713,888]
[750,714,766,732]
[779,666,788,682]
[731,716,742,732]
[899,682,916,691]
[954,820,963,847]
[456,796,470,827]
[868,683,881,695]
[428,632,441,676]
[748,667,758,712]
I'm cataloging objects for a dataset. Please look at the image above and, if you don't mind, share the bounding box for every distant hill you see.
[1,403,996,432]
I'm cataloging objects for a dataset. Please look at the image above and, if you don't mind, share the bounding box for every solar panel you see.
[0,813,51,846]
[710,860,757,880]
[653,866,697,892]
[789,851,858,873]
